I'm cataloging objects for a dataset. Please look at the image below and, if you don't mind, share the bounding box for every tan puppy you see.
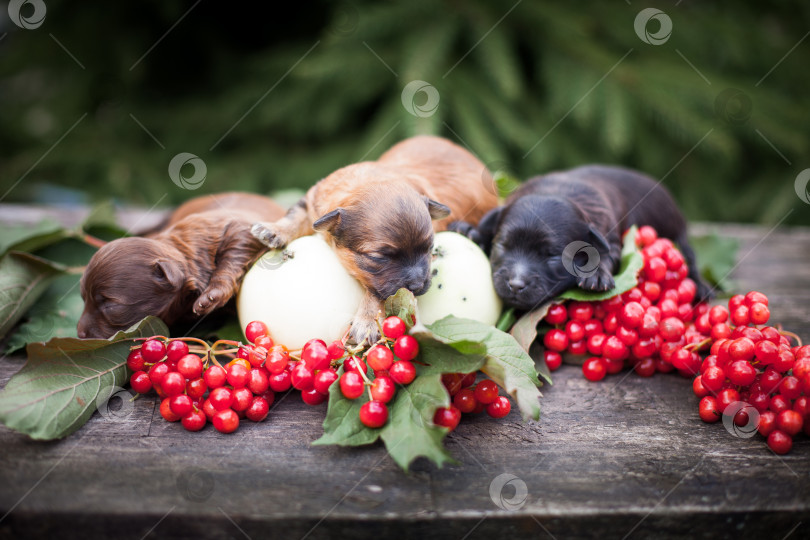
[251,135,498,344]
[78,193,286,338]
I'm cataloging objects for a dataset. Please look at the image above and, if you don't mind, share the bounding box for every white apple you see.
[237,235,364,350]
[417,231,502,326]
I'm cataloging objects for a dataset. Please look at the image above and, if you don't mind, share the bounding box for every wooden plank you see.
[0,218,809,539]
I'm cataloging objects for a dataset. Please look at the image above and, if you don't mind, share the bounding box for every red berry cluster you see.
[337,316,420,428]
[692,292,810,454]
[127,332,275,434]
[542,226,707,382]
[433,375,512,431]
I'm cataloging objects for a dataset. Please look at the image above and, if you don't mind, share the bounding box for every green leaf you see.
[558,225,643,301]
[5,273,84,354]
[689,232,739,292]
[0,220,72,258]
[411,328,486,376]
[509,302,553,384]
[0,316,168,440]
[0,252,66,341]
[379,372,454,471]
[384,288,417,329]
[426,316,545,420]
[312,366,377,447]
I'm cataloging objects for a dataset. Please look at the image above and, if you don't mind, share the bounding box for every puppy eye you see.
[365,253,386,264]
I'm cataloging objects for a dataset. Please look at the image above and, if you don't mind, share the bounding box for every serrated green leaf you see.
[426,316,545,419]
[379,372,454,471]
[410,328,486,376]
[509,302,554,384]
[5,273,84,354]
[312,366,377,447]
[0,316,168,440]
[383,288,417,329]
[0,219,72,258]
[689,232,739,292]
[558,225,642,301]
[0,252,66,341]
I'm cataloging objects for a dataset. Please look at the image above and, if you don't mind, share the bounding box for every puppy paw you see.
[251,222,286,249]
[193,287,227,316]
[447,220,473,237]
[578,268,615,292]
[347,317,381,347]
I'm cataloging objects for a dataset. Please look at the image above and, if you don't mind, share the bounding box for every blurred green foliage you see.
[1,0,808,224]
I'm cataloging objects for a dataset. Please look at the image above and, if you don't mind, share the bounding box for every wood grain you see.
[1,215,809,539]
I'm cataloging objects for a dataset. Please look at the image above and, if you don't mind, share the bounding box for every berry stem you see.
[778,329,803,347]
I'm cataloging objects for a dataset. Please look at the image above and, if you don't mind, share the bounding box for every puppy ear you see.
[474,206,503,254]
[587,224,611,253]
[426,199,451,220]
[313,208,342,234]
[153,260,184,291]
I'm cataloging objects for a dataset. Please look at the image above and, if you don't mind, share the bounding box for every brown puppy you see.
[78,193,285,338]
[251,135,498,344]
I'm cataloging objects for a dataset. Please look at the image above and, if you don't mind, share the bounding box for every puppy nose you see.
[508,277,527,293]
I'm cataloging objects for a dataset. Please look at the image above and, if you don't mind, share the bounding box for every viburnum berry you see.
[343,356,367,374]
[545,303,568,325]
[246,396,270,421]
[127,349,145,371]
[268,370,292,392]
[203,365,227,388]
[301,387,328,406]
[474,379,499,404]
[543,329,568,352]
[302,341,330,371]
[170,394,194,417]
[141,339,167,363]
[393,335,419,361]
[634,358,656,377]
[367,345,394,371]
[230,388,252,412]
[727,360,756,386]
[757,410,777,436]
[716,388,739,414]
[248,368,270,395]
[433,405,461,431]
[544,350,563,371]
[212,409,239,434]
[181,409,206,432]
[776,410,803,436]
[160,397,181,422]
[453,388,477,413]
[340,371,365,399]
[698,396,720,423]
[254,334,274,352]
[389,360,416,384]
[327,340,345,360]
[486,396,511,418]
[161,371,186,397]
[130,371,152,394]
[186,377,207,400]
[165,340,190,363]
[313,368,339,394]
[227,363,250,388]
[565,320,585,342]
[382,316,407,340]
[245,321,269,343]
[209,387,234,411]
[290,363,314,391]
[177,354,203,380]
[265,347,290,374]
[359,400,389,428]
[767,430,792,454]
[147,362,170,387]
[460,372,476,388]
[370,376,396,403]
[582,357,607,382]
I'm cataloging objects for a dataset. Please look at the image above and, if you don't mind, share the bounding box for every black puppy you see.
[450,165,711,311]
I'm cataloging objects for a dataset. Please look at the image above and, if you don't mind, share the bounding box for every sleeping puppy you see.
[450,165,711,311]
[77,193,286,338]
[251,135,498,344]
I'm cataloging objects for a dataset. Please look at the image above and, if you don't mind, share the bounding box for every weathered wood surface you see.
[1,207,809,540]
